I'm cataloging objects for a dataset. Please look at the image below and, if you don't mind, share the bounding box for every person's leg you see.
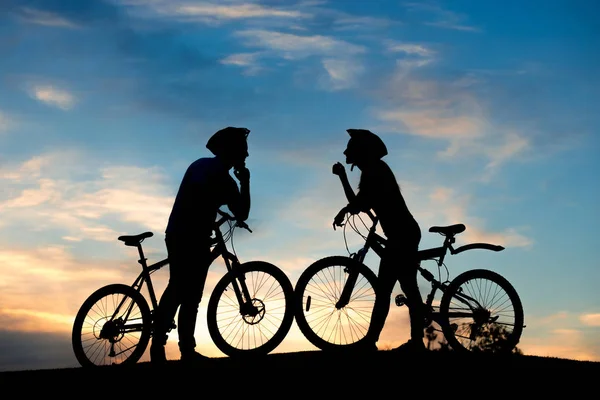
[150,236,188,363]
[174,242,211,357]
[365,247,398,347]
[152,283,180,345]
[176,268,208,355]
[398,260,425,343]
[397,232,426,349]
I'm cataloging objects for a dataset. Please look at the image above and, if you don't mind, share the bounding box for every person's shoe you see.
[180,350,210,364]
[391,339,427,354]
[150,343,167,364]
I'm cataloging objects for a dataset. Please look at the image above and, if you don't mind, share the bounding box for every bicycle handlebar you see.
[216,209,253,233]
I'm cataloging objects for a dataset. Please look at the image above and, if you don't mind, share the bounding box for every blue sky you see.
[0,0,599,371]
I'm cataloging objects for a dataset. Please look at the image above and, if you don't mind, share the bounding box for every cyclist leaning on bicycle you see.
[332,129,426,353]
[150,127,252,364]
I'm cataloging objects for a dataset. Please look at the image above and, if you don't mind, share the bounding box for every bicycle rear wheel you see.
[294,256,378,351]
[207,261,295,357]
[72,283,152,367]
[439,269,524,354]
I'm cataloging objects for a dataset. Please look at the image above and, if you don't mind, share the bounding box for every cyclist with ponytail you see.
[332,129,426,353]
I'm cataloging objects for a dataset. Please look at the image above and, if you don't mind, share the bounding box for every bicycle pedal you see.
[395,294,406,307]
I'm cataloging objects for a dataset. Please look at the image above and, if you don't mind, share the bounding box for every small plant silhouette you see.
[425,323,522,354]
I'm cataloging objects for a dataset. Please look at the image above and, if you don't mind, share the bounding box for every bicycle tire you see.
[294,255,379,351]
[439,269,524,354]
[207,261,295,357]
[72,283,152,367]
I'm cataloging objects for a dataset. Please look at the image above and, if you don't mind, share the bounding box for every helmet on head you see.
[345,129,388,160]
[206,127,250,157]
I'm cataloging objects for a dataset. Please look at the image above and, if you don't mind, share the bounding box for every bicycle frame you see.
[100,239,168,341]
[107,209,257,337]
[336,213,505,325]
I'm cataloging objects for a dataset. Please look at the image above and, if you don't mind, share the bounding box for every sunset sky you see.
[1,0,599,371]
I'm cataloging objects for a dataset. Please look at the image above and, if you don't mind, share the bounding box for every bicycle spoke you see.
[210,264,293,354]
[442,271,523,353]
[72,284,151,366]
[300,263,375,347]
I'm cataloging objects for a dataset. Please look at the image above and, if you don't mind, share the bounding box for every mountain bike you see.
[293,212,524,354]
[72,209,295,367]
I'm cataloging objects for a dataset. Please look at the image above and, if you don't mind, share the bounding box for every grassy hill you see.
[1,350,599,394]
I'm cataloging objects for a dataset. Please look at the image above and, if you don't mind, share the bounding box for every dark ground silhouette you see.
[2,350,599,394]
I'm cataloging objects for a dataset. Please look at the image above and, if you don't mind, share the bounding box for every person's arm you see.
[332,162,356,203]
[228,166,251,221]
[333,162,369,229]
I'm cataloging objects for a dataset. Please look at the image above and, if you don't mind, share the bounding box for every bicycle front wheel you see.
[294,256,378,351]
[207,261,295,357]
[72,283,152,367]
[439,269,524,354]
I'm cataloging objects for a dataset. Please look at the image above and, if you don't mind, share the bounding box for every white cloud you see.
[405,2,480,32]
[485,132,530,170]
[172,3,306,19]
[0,244,135,333]
[0,152,174,242]
[220,52,263,75]
[124,0,309,24]
[332,15,393,31]
[27,85,76,110]
[580,313,600,327]
[236,29,365,60]
[377,108,484,140]
[231,30,366,90]
[520,328,600,361]
[0,178,58,208]
[0,154,58,181]
[18,8,79,29]
[387,43,435,58]
[220,52,260,67]
[423,186,533,248]
[371,61,529,172]
[321,58,364,90]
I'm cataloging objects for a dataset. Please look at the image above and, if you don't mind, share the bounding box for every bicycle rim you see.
[72,283,152,367]
[294,256,378,351]
[207,261,295,357]
[440,269,524,354]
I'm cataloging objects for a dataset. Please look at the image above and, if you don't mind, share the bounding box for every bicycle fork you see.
[224,253,263,321]
[335,252,366,309]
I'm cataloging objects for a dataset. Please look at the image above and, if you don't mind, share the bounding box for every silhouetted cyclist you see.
[332,128,426,353]
[150,127,251,364]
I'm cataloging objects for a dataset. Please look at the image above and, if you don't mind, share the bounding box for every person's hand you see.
[332,162,346,178]
[234,166,250,183]
[333,208,347,230]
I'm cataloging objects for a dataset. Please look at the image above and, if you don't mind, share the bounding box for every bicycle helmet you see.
[206,126,250,157]
[345,128,388,161]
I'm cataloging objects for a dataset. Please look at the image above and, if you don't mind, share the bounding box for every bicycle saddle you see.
[118,232,154,246]
[429,224,465,236]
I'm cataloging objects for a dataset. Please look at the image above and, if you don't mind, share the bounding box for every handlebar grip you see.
[236,221,252,233]
[217,208,252,232]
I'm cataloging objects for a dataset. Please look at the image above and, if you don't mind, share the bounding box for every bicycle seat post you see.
[136,244,148,269]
